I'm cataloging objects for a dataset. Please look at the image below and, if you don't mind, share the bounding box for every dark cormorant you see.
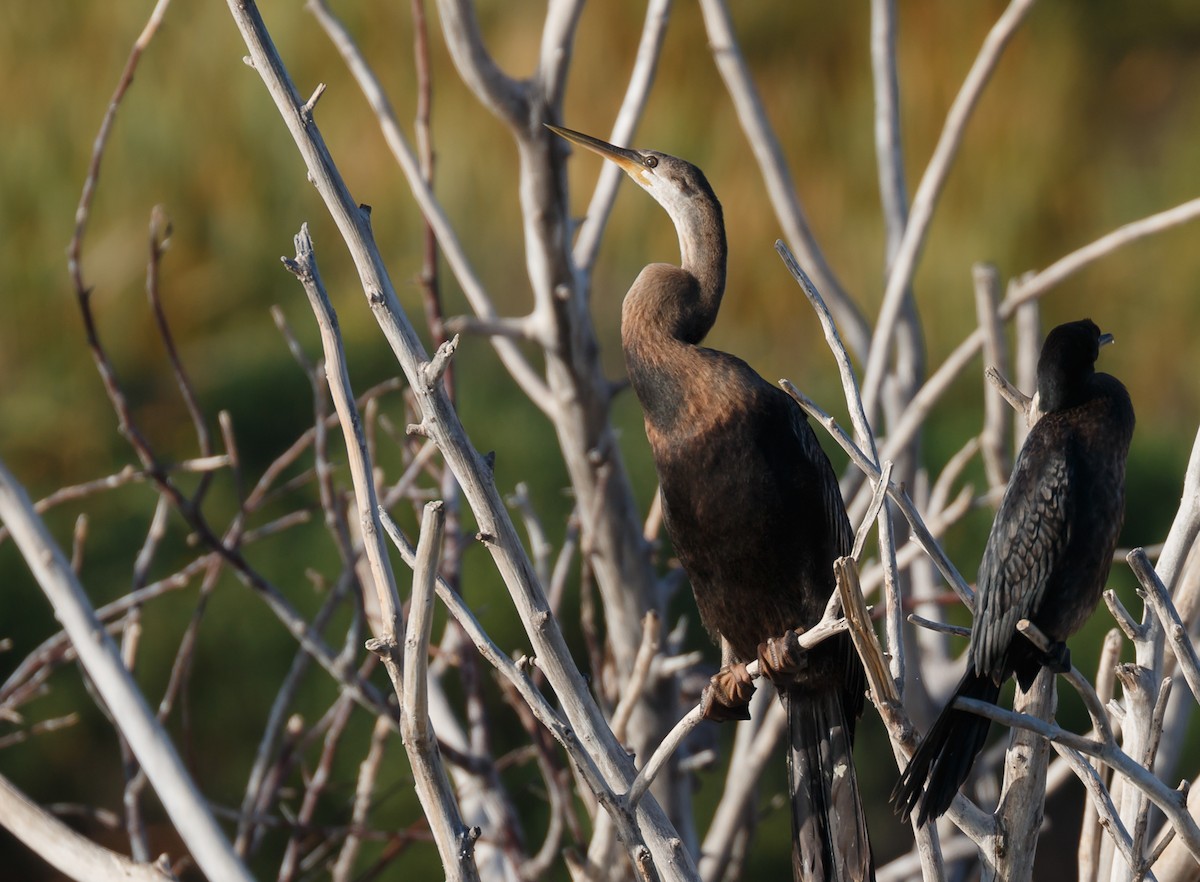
[549,125,872,881]
[893,318,1135,825]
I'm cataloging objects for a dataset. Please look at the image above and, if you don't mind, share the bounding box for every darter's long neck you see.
[672,193,727,344]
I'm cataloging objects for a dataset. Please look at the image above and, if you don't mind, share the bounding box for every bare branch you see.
[625,599,849,809]
[992,667,1056,881]
[955,697,1200,862]
[396,501,481,881]
[570,0,673,272]
[782,382,974,607]
[306,0,555,415]
[878,200,1200,476]
[0,771,174,882]
[0,459,254,882]
[67,0,173,295]
[1131,548,1200,708]
[869,0,909,263]
[985,366,1033,424]
[698,0,870,359]
[1017,620,1113,744]
[1051,742,1140,879]
[860,0,1037,421]
[536,0,585,110]
[283,224,403,641]
[853,459,893,561]
[1007,198,1200,310]
[775,242,878,463]
[378,509,677,878]
[432,0,526,124]
[974,263,1012,489]
[907,615,970,639]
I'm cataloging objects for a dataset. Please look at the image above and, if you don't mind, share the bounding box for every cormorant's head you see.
[1035,319,1114,413]
[546,125,720,234]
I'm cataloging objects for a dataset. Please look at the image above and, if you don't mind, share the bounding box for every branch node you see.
[420,334,460,390]
[458,825,480,860]
[300,82,327,120]
[1104,588,1145,640]
[364,636,395,658]
[985,365,1034,424]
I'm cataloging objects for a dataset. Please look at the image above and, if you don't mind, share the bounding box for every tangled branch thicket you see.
[2,2,1200,881]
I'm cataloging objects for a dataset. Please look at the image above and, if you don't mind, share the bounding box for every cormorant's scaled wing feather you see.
[972,421,1073,682]
[787,400,853,559]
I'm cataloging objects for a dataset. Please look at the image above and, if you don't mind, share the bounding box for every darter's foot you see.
[1042,640,1071,674]
[701,663,755,722]
[756,629,806,687]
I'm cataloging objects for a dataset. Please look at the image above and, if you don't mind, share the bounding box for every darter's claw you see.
[701,662,755,722]
[1043,640,1071,674]
[756,629,806,686]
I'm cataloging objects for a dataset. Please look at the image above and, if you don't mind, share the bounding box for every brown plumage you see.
[550,124,872,882]
[893,319,1135,825]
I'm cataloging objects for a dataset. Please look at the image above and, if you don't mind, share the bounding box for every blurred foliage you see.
[1,0,1199,879]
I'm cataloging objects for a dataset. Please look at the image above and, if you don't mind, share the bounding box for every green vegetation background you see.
[1,1,1199,878]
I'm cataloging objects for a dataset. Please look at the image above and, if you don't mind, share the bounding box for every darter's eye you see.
[643,155,658,169]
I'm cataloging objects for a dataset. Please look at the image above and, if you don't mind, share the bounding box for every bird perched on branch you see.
[549,124,872,882]
[893,318,1135,826]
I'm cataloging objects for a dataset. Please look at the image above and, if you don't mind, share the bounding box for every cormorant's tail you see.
[787,687,873,882]
[891,670,1000,826]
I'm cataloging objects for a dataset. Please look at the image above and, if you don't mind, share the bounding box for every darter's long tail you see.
[892,670,1000,825]
[787,686,874,881]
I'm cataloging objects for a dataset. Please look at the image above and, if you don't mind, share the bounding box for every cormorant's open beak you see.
[1099,332,1115,347]
[547,125,647,178]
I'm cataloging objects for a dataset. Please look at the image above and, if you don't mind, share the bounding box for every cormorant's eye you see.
[643,155,658,169]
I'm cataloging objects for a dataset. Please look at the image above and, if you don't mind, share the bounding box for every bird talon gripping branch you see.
[1041,641,1072,674]
[701,663,755,722]
[757,630,807,685]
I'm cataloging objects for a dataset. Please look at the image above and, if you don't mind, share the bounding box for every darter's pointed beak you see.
[547,124,647,177]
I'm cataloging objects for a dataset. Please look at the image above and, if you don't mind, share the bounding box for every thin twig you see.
[610,613,660,744]
[144,205,215,505]
[985,366,1034,424]
[378,509,661,875]
[1129,548,1200,707]
[782,383,974,607]
[283,224,403,640]
[880,200,1200,468]
[860,0,1038,422]
[393,501,480,881]
[0,460,254,882]
[696,0,869,360]
[624,596,848,808]
[333,720,388,882]
[853,459,893,561]
[907,614,970,639]
[954,697,1200,862]
[306,0,554,414]
[775,242,878,463]
[0,771,174,882]
[570,0,673,273]
[974,263,1011,489]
